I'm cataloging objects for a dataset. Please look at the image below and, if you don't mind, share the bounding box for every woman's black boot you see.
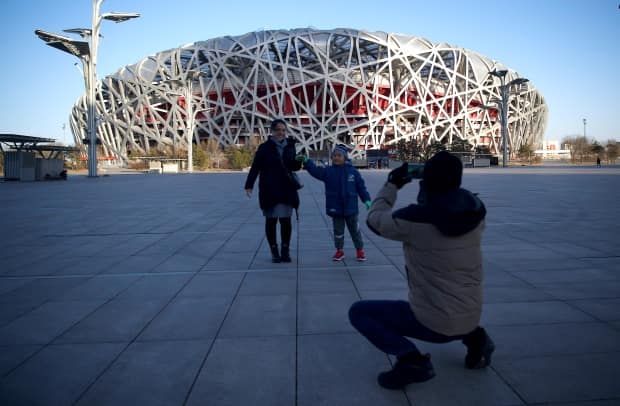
[270,244,281,263]
[280,244,291,263]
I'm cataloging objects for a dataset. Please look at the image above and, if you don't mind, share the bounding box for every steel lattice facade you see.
[70,28,547,161]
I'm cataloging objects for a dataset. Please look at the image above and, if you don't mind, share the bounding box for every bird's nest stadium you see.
[69,28,547,161]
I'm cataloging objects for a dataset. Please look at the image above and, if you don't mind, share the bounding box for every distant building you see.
[70,28,548,162]
[535,140,571,159]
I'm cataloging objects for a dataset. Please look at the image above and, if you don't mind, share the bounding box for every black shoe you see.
[377,353,435,390]
[270,244,281,263]
[463,327,495,369]
[280,244,291,263]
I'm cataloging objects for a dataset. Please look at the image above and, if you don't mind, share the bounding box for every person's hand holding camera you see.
[387,162,412,189]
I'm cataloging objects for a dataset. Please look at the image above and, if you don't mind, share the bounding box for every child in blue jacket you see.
[297,145,371,261]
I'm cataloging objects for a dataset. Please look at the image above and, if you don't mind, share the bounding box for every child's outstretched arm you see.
[300,157,327,181]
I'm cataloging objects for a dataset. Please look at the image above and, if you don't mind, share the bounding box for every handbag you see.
[278,148,303,190]
[288,171,303,190]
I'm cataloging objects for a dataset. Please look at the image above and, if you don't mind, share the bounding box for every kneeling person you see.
[349,151,494,390]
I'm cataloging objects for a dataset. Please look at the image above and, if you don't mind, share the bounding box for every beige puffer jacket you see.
[367,182,486,337]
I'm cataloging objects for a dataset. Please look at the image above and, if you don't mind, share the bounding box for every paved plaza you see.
[0,166,619,406]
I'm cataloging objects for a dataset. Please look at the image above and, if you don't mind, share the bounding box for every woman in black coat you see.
[244,119,302,263]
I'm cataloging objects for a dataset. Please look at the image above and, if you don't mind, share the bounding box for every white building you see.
[535,140,571,159]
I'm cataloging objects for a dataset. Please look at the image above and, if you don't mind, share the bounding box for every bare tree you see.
[562,135,590,163]
[518,143,536,164]
[606,140,619,164]
[205,138,226,169]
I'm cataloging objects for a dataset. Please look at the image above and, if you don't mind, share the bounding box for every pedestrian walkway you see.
[0,167,619,405]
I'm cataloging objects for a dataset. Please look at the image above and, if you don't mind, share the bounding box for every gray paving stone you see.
[342,248,393,267]
[2,256,76,277]
[1,168,619,405]
[0,277,89,305]
[218,236,263,253]
[488,322,620,358]
[539,280,620,300]
[151,253,208,272]
[219,294,295,337]
[178,272,244,298]
[543,401,620,406]
[115,273,192,300]
[347,266,407,291]
[0,278,32,296]
[139,233,201,256]
[186,336,295,406]
[56,298,168,343]
[568,298,620,321]
[102,254,170,274]
[75,340,210,406]
[483,270,533,287]
[510,268,619,286]
[298,249,348,268]
[0,301,43,327]
[585,256,620,273]
[493,352,620,403]
[405,342,524,405]
[0,300,105,345]
[536,242,611,258]
[202,251,254,271]
[0,344,41,377]
[483,285,555,303]
[0,342,125,406]
[55,274,141,301]
[481,301,595,326]
[358,289,410,301]
[102,235,168,257]
[249,250,298,270]
[297,333,409,406]
[137,296,231,341]
[238,271,297,296]
[298,292,359,334]
[377,246,405,256]
[491,257,593,272]
[52,256,124,276]
[299,269,357,294]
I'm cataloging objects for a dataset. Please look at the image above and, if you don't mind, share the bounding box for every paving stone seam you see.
[505,269,620,322]
[67,206,253,406]
[178,210,260,406]
[180,274,248,406]
[488,364,530,405]
[301,188,415,406]
[0,273,143,380]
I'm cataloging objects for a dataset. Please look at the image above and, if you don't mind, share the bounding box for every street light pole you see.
[583,118,587,140]
[186,80,194,173]
[163,71,205,173]
[487,70,529,167]
[35,1,139,177]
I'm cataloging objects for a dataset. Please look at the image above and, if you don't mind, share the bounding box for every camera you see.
[407,163,425,179]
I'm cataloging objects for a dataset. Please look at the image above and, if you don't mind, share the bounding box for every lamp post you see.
[484,70,529,167]
[35,1,139,177]
[163,71,206,173]
[583,118,587,140]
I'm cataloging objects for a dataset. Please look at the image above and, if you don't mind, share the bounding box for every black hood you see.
[393,188,486,237]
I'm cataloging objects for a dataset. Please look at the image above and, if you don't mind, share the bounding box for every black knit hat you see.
[423,151,463,193]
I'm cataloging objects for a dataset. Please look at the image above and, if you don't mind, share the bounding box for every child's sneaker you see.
[356,249,367,261]
[332,249,345,261]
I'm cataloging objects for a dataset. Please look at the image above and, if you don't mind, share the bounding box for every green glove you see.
[364,200,371,210]
[295,154,308,163]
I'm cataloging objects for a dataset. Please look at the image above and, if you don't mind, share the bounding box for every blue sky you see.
[1,0,618,145]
